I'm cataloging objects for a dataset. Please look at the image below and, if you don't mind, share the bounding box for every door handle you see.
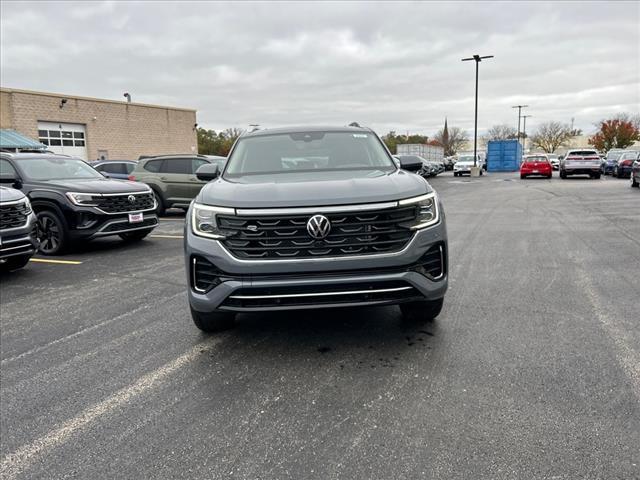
[189,177,197,181]
[160,176,168,181]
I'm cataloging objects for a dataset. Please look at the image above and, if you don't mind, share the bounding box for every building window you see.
[74,140,85,147]
[49,139,62,146]
[73,132,84,139]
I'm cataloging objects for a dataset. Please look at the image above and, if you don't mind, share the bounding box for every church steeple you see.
[443,117,450,156]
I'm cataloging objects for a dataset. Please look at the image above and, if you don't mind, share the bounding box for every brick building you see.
[0,87,197,160]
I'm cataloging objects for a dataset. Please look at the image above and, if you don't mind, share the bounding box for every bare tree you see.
[484,124,517,142]
[433,126,469,155]
[530,121,573,153]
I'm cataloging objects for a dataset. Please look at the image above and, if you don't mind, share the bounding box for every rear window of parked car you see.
[525,156,548,162]
[567,151,598,157]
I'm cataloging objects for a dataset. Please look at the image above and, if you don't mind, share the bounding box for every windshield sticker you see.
[352,134,368,138]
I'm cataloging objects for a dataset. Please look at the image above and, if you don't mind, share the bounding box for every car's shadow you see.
[205,306,443,365]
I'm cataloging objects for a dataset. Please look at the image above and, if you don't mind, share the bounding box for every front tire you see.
[119,228,154,242]
[632,174,639,188]
[153,190,166,216]
[36,210,67,255]
[0,254,31,272]
[190,307,235,333]
[400,298,444,323]
[560,170,567,179]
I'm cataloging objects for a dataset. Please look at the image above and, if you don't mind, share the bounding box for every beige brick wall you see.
[0,88,197,159]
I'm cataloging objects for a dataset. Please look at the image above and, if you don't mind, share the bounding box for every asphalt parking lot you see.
[1,171,638,479]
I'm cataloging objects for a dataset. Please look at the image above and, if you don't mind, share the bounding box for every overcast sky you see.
[1,1,638,137]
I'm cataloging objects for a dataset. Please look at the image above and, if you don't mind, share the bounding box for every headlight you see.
[399,192,439,230]
[66,192,102,206]
[22,198,33,215]
[191,203,235,239]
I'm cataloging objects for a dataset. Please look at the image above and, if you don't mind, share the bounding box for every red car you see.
[520,154,553,179]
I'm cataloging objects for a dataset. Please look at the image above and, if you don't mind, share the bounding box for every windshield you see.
[225,131,395,176]
[524,156,548,162]
[458,155,474,162]
[607,152,621,160]
[14,157,103,181]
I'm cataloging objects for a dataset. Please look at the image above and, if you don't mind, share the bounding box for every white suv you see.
[560,149,602,179]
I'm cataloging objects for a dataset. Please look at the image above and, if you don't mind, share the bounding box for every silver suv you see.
[184,126,448,332]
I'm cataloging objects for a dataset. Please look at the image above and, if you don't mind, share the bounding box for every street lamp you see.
[521,114,532,152]
[511,104,528,149]
[462,54,493,169]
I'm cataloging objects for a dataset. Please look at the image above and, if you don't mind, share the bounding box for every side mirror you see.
[100,171,110,178]
[0,174,21,188]
[399,157,423,172]
[196,163,220,181]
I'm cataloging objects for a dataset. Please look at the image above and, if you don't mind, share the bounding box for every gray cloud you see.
[1,1,638,136]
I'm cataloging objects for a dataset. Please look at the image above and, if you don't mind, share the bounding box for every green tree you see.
[197,127,244,156]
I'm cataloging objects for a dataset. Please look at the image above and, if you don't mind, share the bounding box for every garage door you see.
[37,122,87,160]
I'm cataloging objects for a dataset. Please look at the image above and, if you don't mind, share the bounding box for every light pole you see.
[462,54,493,169]
[511,105,528,149]
[521,115,531,153]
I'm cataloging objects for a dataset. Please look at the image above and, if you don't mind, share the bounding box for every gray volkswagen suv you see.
[184,126,448,332]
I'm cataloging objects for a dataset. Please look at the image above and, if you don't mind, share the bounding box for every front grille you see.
[0,201,30,230]
[221,280,421,309]
[218,205,417,259]
[101,217,157,233]
[97,192,155,213]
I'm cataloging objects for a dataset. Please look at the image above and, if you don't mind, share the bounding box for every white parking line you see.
[0,340,221,480]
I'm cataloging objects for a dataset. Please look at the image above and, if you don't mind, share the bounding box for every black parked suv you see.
[0,153,158,255]
[0,186,39,271]
[185,126,448,332]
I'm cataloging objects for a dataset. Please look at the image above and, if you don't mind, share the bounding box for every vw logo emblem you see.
[127,195,136,204]
[306,215,331,240]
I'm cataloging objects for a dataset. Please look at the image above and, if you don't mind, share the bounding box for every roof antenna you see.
[348,122,361,127]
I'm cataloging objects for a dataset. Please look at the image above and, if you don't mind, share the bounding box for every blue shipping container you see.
[487,140,522,172]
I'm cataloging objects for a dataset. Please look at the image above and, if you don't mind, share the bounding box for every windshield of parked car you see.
[525,156,548,162]
[13,157,103,180]
[607,152,621,160]
[224,131,395,176]
[457,155,475,162]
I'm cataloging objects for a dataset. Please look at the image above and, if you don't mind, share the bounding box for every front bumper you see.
[185,211,448,313]
[67,212,159,240]
[0,213,39,261]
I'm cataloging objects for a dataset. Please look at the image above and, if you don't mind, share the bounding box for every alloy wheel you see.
[38,214,62,254]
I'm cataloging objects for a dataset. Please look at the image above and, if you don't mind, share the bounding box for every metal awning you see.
[0,129,46,150]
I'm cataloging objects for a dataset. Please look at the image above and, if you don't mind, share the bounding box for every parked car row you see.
[0,152,234,267]
[0,152,160,269]
[394,155,445,179]
[519,149,640,189]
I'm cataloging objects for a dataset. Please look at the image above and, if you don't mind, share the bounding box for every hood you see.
[0,186,26,203]
[32,178,150,194]
[198,169,431,208]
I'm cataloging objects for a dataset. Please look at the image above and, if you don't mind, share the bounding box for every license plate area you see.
[129,212,143,223]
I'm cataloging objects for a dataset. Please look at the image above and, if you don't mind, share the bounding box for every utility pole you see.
[511,105,528,149]
[521,115,532,153]
[462,54,494,169]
